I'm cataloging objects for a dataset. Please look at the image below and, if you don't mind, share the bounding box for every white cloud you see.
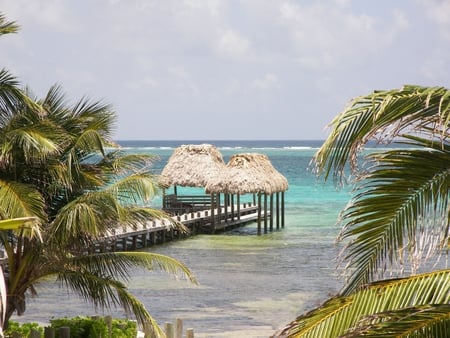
[253,73,280,91]
[418,0,450,40]
[1,0,450,139]
[215,29,252,61]
[278,1,408,70]
[0,0,77,32]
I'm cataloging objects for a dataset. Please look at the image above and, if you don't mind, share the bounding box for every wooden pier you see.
[93,202,280,253]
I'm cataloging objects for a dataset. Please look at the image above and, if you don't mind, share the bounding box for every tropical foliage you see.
[0,13,195,337]
[278,85,450,337]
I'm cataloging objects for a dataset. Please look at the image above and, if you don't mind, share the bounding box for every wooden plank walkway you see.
[92,202,275,253]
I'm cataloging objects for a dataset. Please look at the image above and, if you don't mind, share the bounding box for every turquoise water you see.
[15,141,353,337]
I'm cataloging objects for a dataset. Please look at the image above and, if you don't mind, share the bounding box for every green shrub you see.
[5,316,137,338]
[5,321,43,337]
[110,318,138,338]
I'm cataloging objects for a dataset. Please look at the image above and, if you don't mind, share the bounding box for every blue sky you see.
[1,0,450,140]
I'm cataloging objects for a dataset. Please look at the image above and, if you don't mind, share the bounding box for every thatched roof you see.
[205,153,288,194]
[159,144,226,188]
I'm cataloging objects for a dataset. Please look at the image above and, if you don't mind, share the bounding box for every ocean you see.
[14,140,353,337]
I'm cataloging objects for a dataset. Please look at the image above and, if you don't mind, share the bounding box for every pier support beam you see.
[257,193,262,235]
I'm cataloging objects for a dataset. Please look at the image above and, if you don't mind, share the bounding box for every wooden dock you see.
[93,202,279,253]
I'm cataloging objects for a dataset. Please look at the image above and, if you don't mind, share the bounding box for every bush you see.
[50,316,108,338]
[4,322,43,337]
[5,316,138,338]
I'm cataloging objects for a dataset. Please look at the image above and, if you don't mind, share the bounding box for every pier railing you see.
[162,194,217,215]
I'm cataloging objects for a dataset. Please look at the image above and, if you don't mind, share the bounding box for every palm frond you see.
[338,141,450,294]
[105,173,160,204]
[280,270,450,338]
[69,251,198,284]
[72,97,116,138]
[341,304,450,337]
[0,180,46,220]
[102,151,159,175]
[0,14,19,35]
[50,188,182,245]
[313,85,450,184]
[0,69,25,118]
[56,269,163,335]
[55,251,197,336]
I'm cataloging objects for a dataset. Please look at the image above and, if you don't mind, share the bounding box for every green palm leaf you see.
[54,252,197,335]
[281,270,450,338]
[0,14,19,35]
[50,185,185,246]
[341,304,450,337]
[56,270,156,326]
[314,85,450,184]
[0,180,46,220]
[106,173,160,204]
[69,252,198,284]
[338,138,450,294]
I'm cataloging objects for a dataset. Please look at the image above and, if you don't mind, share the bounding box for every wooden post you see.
[217,193,221,226]
[281,191,285,228]
[105,315,113,338]
[276,192,280,229]
[210,194,215,226]
[224,193,228,223]
[270,193,274,231]
[237,194,241,220]
[141,233,147,247]
[132,235,137,250]
[30,330,40,338]
[44,327,55,338]
[175,318,183,338]
[165,322,174,338]
[143,321,156,338]
[231,194,235,221]
[264,193,268,234]
[186,328,195,338]
[59,327,70,338]
[257,192,262,235]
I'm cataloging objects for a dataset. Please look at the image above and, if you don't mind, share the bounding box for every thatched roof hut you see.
[159,144,226,188]
[205,153,288,195]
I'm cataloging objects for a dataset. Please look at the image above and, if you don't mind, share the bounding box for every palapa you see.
[159,144,226,188]
[205,153,288,195]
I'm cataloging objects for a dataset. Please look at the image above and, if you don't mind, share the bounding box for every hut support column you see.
[210,194,215,227]
[276,192,280,229]
[269,194,274,232]
[224,193,228,223]
[281,192,285,228]
[217,193,222,228]
[264,194,268,234]
[237,194,241,220]
[231,194,235,221]
[257,193,262,235]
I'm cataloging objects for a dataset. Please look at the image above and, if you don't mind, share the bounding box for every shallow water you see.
[13,141,351,337]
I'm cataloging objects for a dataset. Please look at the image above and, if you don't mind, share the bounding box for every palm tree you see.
[0,83,196,335]
[0,217,38,338]
[277,85,450,337]
[0,15,196,335]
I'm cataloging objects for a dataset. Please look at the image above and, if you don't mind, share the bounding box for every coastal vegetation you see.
[0,13,196,336]
[279,86,450,337]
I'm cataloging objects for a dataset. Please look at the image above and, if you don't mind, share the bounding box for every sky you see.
[1,0,450,140]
